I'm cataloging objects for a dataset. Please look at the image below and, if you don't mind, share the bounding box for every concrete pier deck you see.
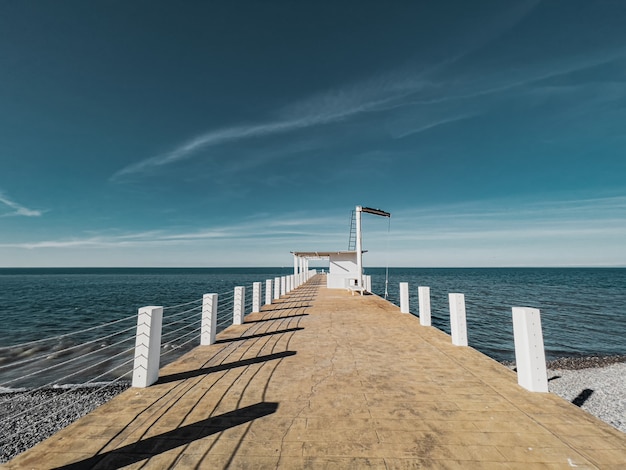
[5,275,626,469]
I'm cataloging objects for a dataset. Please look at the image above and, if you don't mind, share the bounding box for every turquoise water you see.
[0,267,624,387]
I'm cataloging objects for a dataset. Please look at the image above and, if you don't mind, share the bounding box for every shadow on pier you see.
[156,350,297,384]
[56,402,279,470]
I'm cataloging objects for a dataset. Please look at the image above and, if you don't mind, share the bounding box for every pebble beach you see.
[1,356,624,464]
[546,357,626,435]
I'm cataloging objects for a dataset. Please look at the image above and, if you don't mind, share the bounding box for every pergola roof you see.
[290,250,365,258]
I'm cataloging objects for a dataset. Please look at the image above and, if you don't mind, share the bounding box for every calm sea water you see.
[369,267,626,363]
[1,267,624,388]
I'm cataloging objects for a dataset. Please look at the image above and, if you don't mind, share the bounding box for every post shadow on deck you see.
[132,274,317,388]
[56,402,279,470]
[156,350,296,384]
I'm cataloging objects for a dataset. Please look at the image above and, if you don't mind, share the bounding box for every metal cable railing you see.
[0,312,138,351]
[0,323,137,372]
[162,297,202,311]
[1,357,135,444]
[0,274,317,460]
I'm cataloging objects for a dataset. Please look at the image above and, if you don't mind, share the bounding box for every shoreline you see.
[499,354,626,371]
[1,356,625,463]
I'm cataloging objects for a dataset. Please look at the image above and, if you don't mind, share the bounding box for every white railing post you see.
[449,293,468,346]
[281,276,286,296]
[233,286,245,325]
[274,277,281,300]
[512,307,548,392]
[252,282,261,313]
[132,306,163,388]
[265,279,272,305]
[365,275,372,293]
[201,294,218,345]
[418,286,431,326]
[400,282,409,313]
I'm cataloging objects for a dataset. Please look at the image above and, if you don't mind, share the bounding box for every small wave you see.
[0,386,28,394]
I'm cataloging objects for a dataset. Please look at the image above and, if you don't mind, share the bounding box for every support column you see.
[252,282,261,313]
[265,279,272,305]
[293,254,298,276]
[449,293,468,346]
[132,306,163,388]
[233,286,245,325]
[512,307,548,392]
[281,276,286,296]
[201,294,218,345]
[355,205,363,288]
[274,277,281,300]
[400,282,409,313]
[418,287,431,326]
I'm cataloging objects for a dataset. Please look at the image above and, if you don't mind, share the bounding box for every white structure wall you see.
[327,252,360,289]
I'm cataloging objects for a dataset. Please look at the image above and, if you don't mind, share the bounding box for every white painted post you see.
[233,286,245,325]
[293,254,298,276]
[400,282,409,313]
[201,294,218,345]
[418,287,431,326]
[449,293,468,346]
[512,307,548,392]
[355,206,363,288]
[287,275,292,293]
[265,279,272,305]
[281,276,286,296]
[132,306,163,388]
[274,277,281,299]
[252,282,261,313]
[365,275,372,293]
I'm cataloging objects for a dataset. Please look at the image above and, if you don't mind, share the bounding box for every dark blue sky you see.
[1,1,625,266]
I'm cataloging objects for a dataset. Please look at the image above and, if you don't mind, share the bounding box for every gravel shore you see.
[0,383,130,463]
[547,360,625,434]
[1,357,624,463]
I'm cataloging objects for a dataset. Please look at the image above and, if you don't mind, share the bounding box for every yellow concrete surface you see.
[4,275,626,469]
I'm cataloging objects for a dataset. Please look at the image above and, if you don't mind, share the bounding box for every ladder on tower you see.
[348,210,357,251]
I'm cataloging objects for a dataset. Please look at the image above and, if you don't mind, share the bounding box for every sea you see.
[1,267,624,389]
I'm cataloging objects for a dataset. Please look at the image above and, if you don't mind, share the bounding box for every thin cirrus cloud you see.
[110,73,427,181]
[0,192,42,217]
[0,214,345,250]
[109,3,544,182]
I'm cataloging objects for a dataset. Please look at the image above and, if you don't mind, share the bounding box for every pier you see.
[5,274,626,469]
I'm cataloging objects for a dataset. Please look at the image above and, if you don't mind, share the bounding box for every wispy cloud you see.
[0,192,42,217]
[392,112,478,139]
[112,1,542,182]
[376,195,626,244]
[0,212,347,250]
[111,72,428,181]
[111,0,619,183]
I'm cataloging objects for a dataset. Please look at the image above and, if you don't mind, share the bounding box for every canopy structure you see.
[291,205,390,291]
[291,250,367,289]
